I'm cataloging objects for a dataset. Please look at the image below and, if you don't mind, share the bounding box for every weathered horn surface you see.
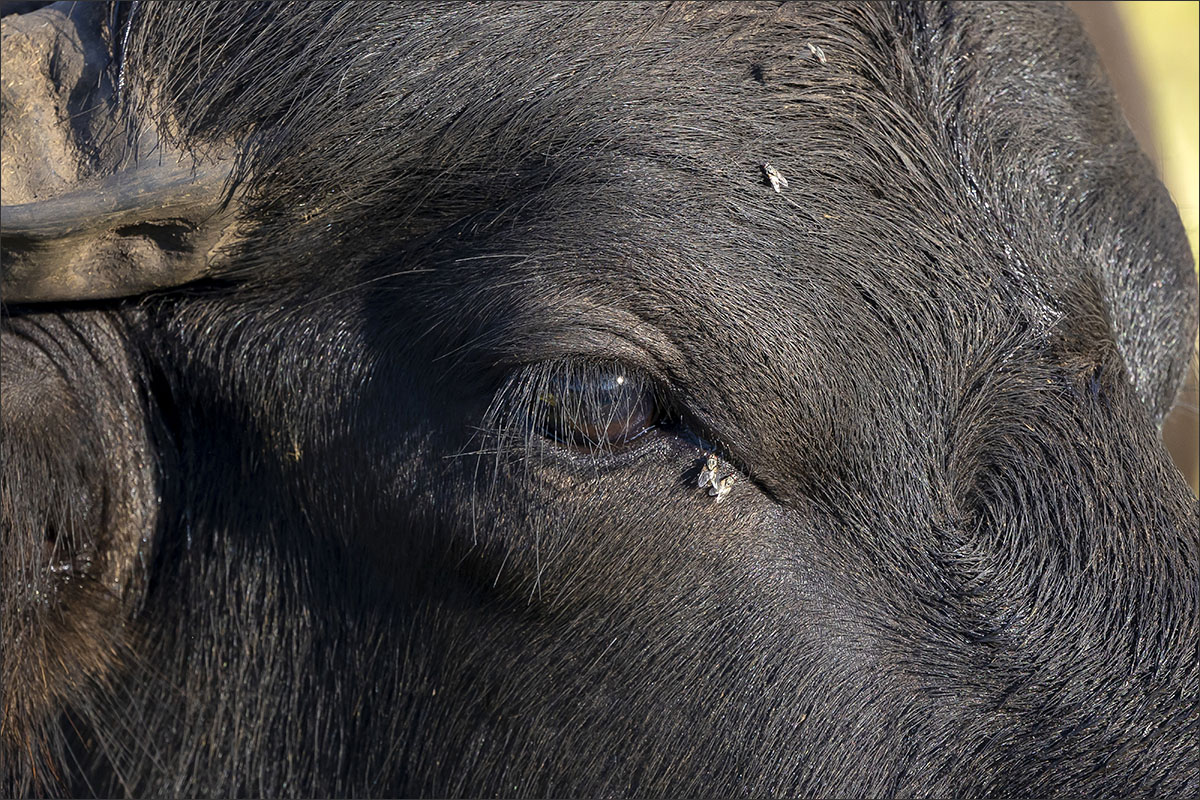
[1,1,236,303]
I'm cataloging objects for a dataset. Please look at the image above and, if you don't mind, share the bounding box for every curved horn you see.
[1,157,236,303]
[1,2,238,303]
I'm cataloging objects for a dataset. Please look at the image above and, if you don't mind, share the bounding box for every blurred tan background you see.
[1071,1,1199,496]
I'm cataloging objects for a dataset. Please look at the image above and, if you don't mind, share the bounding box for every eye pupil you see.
[539,364,659,448]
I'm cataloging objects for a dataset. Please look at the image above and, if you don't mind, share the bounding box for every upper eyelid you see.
[482,306,687,383]
[491,340,665,382]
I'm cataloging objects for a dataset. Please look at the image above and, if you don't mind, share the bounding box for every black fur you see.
[2,2,1197,797]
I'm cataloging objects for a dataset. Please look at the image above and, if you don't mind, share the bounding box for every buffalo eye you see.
[534,363,660,449]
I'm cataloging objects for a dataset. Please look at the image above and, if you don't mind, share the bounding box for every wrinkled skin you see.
[2,2,1197,797]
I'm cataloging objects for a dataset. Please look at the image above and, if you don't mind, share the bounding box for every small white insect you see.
[762,163,788,193]
[808,41,827,64]
[708,474,736,503]
[698,453,720,489]
[698,454,736,503]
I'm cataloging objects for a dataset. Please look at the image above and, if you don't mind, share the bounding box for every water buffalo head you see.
[2,2,1197,796]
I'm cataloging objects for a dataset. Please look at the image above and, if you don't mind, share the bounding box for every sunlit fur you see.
[2,2,1197,797]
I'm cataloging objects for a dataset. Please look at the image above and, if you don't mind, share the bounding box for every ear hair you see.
[1,311,157,795]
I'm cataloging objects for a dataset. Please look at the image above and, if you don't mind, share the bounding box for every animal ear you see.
[0,312,157,792]
[0,3,237,304]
